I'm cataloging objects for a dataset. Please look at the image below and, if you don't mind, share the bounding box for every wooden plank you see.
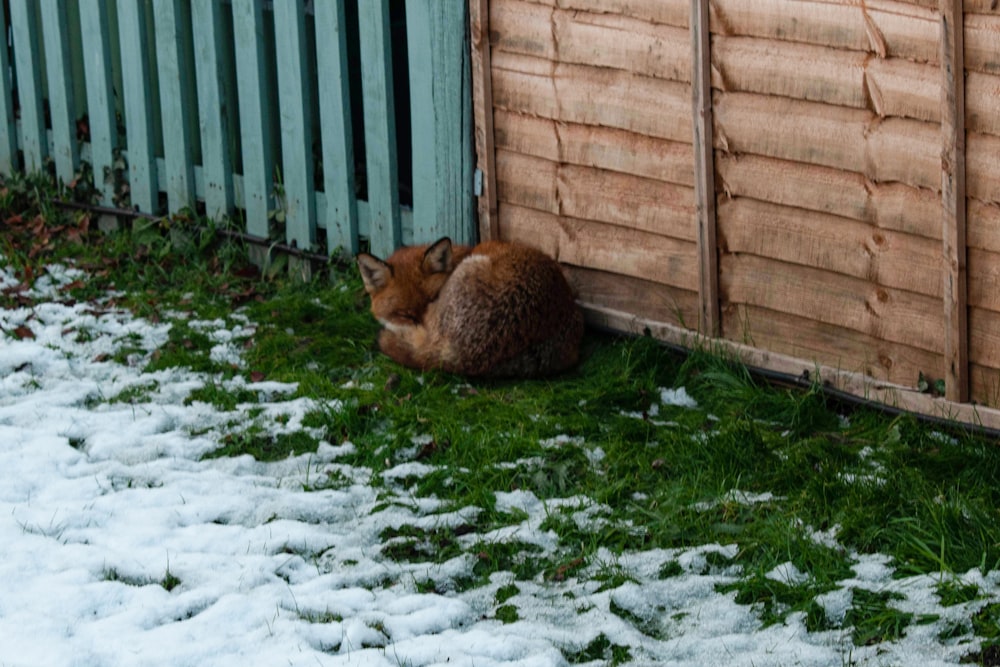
[968,200,1000,253]
[712,36,940,122]
[152,0,196,213]
[314,0,358,255]
[718,198,943,298]
[939,0,968,403]
[714,93,940,190]
[493,111,695,185]
[967,131,1000,204]
[965,14,1000,75]
[491,52,692,143]
[407,0,475,244]
[9,1,47,172]
[272,0,316,249]
[716,153,943,240]
[191,0,234,221]
[554,0,689,28]
[490,1,691,81]
[470,0,499,240]
[498,202,700,290]
[720,253,944,354]
[723,303,942,387]
[116,0,158,212]
[0,5,19,174]
[358,0,401,257]
[967,72,1000,136]
[691,0,719,337]
[495,150,697,241]
[566,266,700,331]
[970,307,1000,370]
[710,0,939,63]
[585,302,1000,431]
[968,248,1000,312]
[39,2,78,183]
[79,0,118,205]
[230,0,274,238]
[971,364,1000,410]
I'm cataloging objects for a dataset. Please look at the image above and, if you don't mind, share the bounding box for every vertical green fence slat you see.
[9,1,47,172]
[39,2,78,183]
[231,0,273,238]
[314,0,358,256]
[272,1,315,249]
[79,0,118,206]
[406,0,474,245]
[152,0,195,213]
[191,0,233,220]
[358,0,401,258]
[0,6,18,173]
[116,0,158,212]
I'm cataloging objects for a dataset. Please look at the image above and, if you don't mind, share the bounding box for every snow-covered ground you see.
[1,263,997,666]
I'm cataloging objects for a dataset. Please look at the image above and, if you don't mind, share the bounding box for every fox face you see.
[357,237,468,330]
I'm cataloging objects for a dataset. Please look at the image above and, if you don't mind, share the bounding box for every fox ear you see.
[357,253,391,294]
[422,237,454,274]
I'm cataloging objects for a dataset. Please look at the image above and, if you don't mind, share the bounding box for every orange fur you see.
[358,238,583,377]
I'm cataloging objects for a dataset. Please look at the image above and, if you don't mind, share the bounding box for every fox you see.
[357,237,584,378]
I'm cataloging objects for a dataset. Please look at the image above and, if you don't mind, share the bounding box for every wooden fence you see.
[0,0,474,259]
[470,0,1000,429]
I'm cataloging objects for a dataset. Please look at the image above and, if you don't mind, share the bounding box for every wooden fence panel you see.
[0,1,472,259]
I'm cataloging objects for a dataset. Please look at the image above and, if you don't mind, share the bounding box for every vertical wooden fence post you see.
[153,0,196,214]
[117,0,159,213]
[39,2,78,183]
[314,0,359,256]
[0,6,19,174]
[9,1,47,173]
[407,0,475,245]
[469,0,498,242]
[690,0,720,337]
[231,0,274,239]
[273,0,316,251]
[79,0,119,206]
[192,0,235,221]
[359,0,401,258]
[940,0,968,403]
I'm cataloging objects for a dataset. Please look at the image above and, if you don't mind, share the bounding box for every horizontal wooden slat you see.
[490,1,691,81]
[710,0,939,63]
[718,198,942,298]
[715,153,942,239]
[967,131,1000,204]
[570,266,699,330]
[512,0,689,27]
[491,51,691,142]
[722,303,942,386]
[967,72,1000,136]
[968,199,1000,253]
[493,110,695,185]
[970,307,1000,369]
[966,13,1000,75]
[496,149,696,240]
[713,36,939,122]
[969,249,1000,313]
[498,202,699,290]
[971,365,1000,409]
[714,92,940,190]
[720,253,944,353]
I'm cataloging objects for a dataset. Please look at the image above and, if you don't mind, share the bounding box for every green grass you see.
[5,171,1000,658]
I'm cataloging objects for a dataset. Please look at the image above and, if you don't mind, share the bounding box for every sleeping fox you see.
[357,237,583,377]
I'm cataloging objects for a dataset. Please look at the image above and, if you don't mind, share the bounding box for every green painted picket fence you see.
[0,0,474,258]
